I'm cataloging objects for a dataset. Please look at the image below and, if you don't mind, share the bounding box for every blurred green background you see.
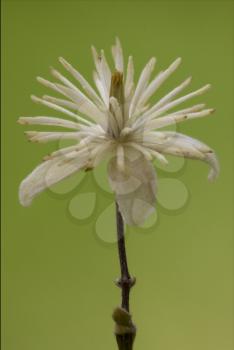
[2,1,234,349]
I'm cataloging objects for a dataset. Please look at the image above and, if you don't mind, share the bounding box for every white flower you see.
[18,38,219,225]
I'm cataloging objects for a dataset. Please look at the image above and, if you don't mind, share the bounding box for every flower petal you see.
[129,57,156,118]
[137,57,182,108]
[147,131,219,181]
[124,56,134,98]
[42,95,79,111]
[18,116,80,129]
[52,85,106,126]
[24,131,81,143]
[19,153,88,206]
[143,84,211,121]
[58,57,104,107]
[91,46,111,102]
[146,108,215,130]
[108,148,156,226]
[31,95,92,126]
[112,37,124,73]
[148,76,192,111]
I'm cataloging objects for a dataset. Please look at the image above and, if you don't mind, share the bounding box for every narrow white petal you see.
[24,131,81,143]
[36,76,62,94]
[53,85,107,127]
[19,154,88,206]
[91,46,110,101]
[108,148,156,226]
[107,111,119,138]
[43,95,78,111]
[58,57,104,107]
[18,116,80,129]
[37,77,85,111]
[124,56,134,98]
[149,76,192,111]
[148,131,219,181]
[134,104,207,131]
[149,149,168,164]
[31,95,92,126]
[93,71,109,106]
[109,97,124,129]
[45,135,104,160]
[100,50,112,93]
[137,57,182,107]
[59,147,90,161]
[91,45,101,73]
[112,37,124,73]
[167,104,206,116]
[44,144,81,160]
[145,84,211,120]
[50,67,80,91]
[129,57,156,118]
[147,108,215,130]
[126,142,152,160]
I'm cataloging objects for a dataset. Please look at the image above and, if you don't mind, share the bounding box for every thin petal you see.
[18,116,80,129]
[134,104,206,131]
[137,57,182,108]
[146,108,215,130]
[112,37,124,73]
[143,84,211,121]
[167,104,206,116]
[148,131,219,181]
[50,67,79,91]
[43,95,79,111]
[108,148,156,225]
[31,95,92,126]
[109,97,124,129]
[129,57,156,118]
[58,57,104,107]
[100,50,112,93]
[24,131,81,143]
[124,56,134,98]
[91,46,111,101]
[52,85,107,127]
[93,70,109,106]
[149,76,192,111]
[19,154,88,206]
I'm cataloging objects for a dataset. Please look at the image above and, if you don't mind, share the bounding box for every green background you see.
[2,1,234,349]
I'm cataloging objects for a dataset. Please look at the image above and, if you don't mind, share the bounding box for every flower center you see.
[109,71,125,141]
[110,71,124,105]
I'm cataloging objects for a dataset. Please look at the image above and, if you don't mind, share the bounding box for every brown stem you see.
[113,202,136,350]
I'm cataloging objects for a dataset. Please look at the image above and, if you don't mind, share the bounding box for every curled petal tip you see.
[19,180,32,207]
[208,169,219,182]
[206,151,220,182]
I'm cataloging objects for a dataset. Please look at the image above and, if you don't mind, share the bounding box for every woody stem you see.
[115,202,132,311]
[114,202,136,350]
